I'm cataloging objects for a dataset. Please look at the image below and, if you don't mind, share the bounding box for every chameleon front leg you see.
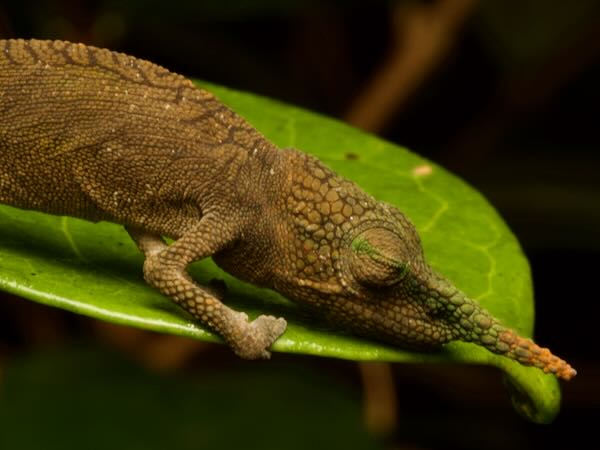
[126,219,287,359]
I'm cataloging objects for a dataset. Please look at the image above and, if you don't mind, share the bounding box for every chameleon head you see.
[276,150,575,380]
[336,205,577,381]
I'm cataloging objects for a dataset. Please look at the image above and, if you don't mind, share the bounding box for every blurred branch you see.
[93,321,210,371]
[358,362,398,435]
[138,333,211,371]
[345,0,477,132]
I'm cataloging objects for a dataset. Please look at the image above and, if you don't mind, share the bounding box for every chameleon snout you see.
[423,279,577,380]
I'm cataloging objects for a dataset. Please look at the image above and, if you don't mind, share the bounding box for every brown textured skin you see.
[0,39,575,379]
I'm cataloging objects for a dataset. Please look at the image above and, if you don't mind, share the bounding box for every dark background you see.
[0,1,598,449]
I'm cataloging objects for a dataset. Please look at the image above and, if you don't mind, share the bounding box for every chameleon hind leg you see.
[126,220,286,359]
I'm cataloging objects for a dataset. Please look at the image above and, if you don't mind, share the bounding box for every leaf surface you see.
[0,81,560,423]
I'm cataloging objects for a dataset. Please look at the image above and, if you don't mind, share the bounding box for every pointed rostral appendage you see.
[423,273,577,380]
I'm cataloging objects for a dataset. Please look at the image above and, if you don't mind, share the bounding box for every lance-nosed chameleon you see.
[0,39,575,380]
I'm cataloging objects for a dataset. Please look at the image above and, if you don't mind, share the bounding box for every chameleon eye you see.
[350,228,410,288]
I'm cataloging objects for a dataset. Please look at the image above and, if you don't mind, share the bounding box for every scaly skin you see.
[0,39,575,380]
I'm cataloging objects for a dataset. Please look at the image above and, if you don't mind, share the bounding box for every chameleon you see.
[0,39,575,380]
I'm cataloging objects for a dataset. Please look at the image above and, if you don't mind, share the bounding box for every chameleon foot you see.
[231,314,287,359]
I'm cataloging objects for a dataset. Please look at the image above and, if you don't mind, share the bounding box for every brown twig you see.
[358,362,398,435]
[345,0,477,133]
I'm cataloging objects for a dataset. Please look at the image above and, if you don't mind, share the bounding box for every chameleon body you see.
[0,39,575,380]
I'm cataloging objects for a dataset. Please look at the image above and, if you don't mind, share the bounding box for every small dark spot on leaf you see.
[345,152,359,160]
[30,272,37,276]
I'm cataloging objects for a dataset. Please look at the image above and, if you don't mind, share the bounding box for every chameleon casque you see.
[0,39,575,380]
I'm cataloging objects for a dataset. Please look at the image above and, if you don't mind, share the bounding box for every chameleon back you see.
[0,39,270,236]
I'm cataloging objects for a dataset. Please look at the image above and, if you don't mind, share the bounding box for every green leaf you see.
[0,81,561,423]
